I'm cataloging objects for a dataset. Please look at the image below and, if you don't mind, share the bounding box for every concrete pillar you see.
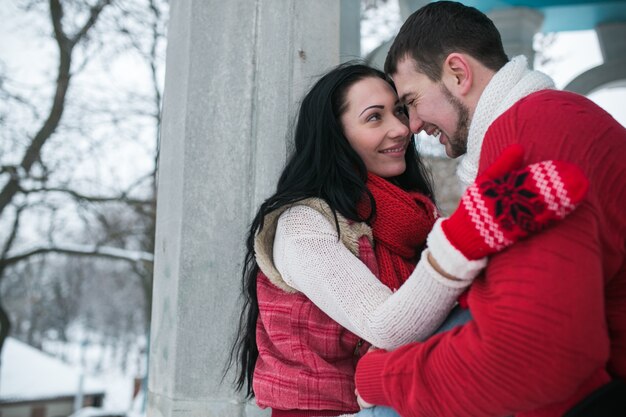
[340,0,360,61]
[398,0,429,21]
[596,22,626,63]
[488,7,544,68]
[565,22,626,95]
[148,1,340,416]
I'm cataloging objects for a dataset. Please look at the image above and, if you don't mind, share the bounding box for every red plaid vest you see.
[254,228,378,416]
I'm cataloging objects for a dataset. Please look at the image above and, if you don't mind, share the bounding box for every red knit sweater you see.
[355,90,626,417]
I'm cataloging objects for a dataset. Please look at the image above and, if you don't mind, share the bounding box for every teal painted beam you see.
[540,2,626,31]
[450,0,626,31]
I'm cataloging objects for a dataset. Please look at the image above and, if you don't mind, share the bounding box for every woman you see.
[227,62,588,416]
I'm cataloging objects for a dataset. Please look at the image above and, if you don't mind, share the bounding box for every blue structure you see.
[461,0,626,32]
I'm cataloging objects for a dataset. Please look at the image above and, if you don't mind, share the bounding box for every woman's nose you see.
[390,116,410,137]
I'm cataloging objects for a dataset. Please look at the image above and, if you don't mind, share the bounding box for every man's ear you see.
[442,53,472,96]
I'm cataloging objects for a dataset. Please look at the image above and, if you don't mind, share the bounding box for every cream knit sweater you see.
[272,205,472,351]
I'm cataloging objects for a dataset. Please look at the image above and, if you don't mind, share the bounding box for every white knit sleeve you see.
[273,205,471,351]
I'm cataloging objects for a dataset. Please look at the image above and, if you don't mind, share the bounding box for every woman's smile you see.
[380,141,408,155]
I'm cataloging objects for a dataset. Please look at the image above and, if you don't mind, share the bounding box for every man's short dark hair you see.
[385,1,509,81]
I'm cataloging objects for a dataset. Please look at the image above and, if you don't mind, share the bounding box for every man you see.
[354,1,626,416]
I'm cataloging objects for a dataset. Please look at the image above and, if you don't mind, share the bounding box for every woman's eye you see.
[366,113,381,122]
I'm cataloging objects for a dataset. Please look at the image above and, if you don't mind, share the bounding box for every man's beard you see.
[440,84,470,158]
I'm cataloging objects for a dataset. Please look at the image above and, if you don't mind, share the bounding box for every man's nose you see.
[409,113,425,134]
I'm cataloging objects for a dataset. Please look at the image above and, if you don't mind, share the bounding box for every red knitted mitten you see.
[427,145,589,279]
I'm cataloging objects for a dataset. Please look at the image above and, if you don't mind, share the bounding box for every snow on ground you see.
[2,334,147,416]
[1,338,104,401]
[42,327,147,412]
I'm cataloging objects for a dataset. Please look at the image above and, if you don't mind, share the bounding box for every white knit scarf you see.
[457,55,555,187]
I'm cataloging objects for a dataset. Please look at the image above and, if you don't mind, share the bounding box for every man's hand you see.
[356,346,380,409]
[427,144,589,279]
[356,388,374,410]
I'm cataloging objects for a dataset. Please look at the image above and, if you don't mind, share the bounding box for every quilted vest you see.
[253,198,378,416]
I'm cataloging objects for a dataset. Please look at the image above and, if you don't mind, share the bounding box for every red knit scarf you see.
[357,173,438,290]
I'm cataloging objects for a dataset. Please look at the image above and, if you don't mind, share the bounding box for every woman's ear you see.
[442,53,472,96]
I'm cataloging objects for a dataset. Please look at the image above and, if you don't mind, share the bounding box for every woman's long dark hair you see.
[226,62,434,398]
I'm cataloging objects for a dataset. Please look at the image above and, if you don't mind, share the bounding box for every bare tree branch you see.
[0,165,26,180]
[2,243,153,268]
[0,0,112,218]
[19,185,153,206]
[0,204,26,354]
[0,303,9,356]
[0,0,165,359]
[0,78,43,121]
[49,0,70,49]
[70,1,113,46]
[0,205,26,276]
[148,0,163,178]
